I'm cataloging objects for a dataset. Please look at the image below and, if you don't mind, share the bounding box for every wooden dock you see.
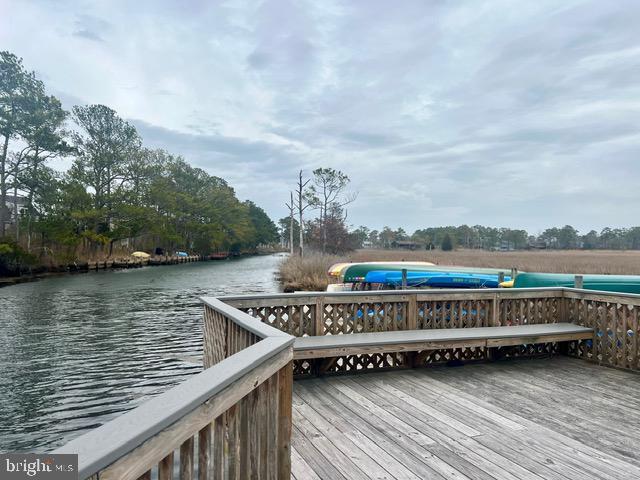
[292,357,640,480]
[54,287,640,479]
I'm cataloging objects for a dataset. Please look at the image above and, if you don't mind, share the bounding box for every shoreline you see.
[0,254,205,288]
[0,250,285,288]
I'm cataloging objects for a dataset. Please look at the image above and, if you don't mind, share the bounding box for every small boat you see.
[328,261,436,279]
[364,270,511,289]
[176,251,189,258]
[131,251,150,259]
[513,272,640,294]
[209,252,229,260]
[340,262,438,282]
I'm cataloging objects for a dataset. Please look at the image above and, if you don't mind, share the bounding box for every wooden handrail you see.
[201,296,293,339]
[219,286,565,301]
[52,286,640,480]
[55,297,296,480]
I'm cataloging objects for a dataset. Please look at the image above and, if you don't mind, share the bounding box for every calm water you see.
[0,254,284,452]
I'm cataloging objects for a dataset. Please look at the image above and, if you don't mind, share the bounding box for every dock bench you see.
[293,323,593,359]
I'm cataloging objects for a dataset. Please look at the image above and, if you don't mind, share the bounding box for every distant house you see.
[527,240,547,250]
[2,194,27,228]
[391,240,422,250]
[499,240,513,252]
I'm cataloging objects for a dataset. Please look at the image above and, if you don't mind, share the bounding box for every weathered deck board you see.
[291,357,640,480]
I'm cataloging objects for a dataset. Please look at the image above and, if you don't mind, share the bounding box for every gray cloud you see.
[3,0,640,231]
[72,29,104,42]
[72,14,111,42]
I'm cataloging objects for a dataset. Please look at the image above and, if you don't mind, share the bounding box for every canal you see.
[0,253,284,453]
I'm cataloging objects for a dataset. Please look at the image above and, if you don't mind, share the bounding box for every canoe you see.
[332,261,435,279]
[513,272,640,294]
[343,263,514,283]
[364,270,511,289]
[327,263,353,277]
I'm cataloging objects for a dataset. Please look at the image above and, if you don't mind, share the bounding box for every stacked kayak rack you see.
[328,261,640,295]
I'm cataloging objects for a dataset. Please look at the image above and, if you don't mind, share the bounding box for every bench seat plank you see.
[293,323,592,359]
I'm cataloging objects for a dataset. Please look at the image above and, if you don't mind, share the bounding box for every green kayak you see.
[514,272,640,294]
[342,263,515,283]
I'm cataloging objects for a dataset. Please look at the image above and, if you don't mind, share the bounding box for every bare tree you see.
[293,170,311,257]
[284,191,295,255]
[307,168,357,253]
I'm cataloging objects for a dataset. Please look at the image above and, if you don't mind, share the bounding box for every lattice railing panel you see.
[417,299,492,329]
[224,290,640,375]
[293,359,313,376]
[237,304,315,336]
[321,302,407,335]
[495,342,559,359]
[565,296,639,371]
[324,352,407,374]
[414,346,487,366]
[497,297,560,326]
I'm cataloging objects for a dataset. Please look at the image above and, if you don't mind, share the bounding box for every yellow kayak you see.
[500,280,515,288]
[328,263,353,277]
[329,261,436,279]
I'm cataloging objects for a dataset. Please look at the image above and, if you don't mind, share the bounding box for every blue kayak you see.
[364,270,510,288]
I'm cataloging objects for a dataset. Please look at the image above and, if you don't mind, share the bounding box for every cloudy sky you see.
[2,0,640,234]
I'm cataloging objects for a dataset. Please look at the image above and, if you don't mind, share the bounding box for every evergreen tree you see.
[441,233,453,251]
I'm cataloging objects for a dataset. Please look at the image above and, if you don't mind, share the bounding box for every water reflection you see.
[0,254,283,452]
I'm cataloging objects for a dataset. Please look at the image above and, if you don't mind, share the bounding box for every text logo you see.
[0,454,77,480]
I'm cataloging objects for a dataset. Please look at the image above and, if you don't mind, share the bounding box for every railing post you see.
[313,297,324,376]
[492,292,500,327]
[574,275,584,289]
[510,268,518,281]
[277,359,293,480]
[314,296,324,336]
[401,269,408,290]
[407,293,417,330]
[498,272,505,284]
[406,293,418,367]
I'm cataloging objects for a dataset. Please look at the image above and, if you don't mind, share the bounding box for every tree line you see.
[276,168,640,255]
[350,224,640,251]
[0,51,278,271]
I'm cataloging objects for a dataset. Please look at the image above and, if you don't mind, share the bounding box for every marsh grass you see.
[349,249,640,274]
[280,248,640,291]
[278,253,341,292]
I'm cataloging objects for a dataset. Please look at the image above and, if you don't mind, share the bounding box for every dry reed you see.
[280,248,640,291]
[278,253,341,292]
[348,249,640,275]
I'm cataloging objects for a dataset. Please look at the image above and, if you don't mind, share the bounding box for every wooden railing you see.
[52,287,640,480]
[222,287,639,374]
[564,288,640,371]
[55,297,294,480]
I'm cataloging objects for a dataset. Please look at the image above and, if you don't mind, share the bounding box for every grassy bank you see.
[280,249,640,291]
